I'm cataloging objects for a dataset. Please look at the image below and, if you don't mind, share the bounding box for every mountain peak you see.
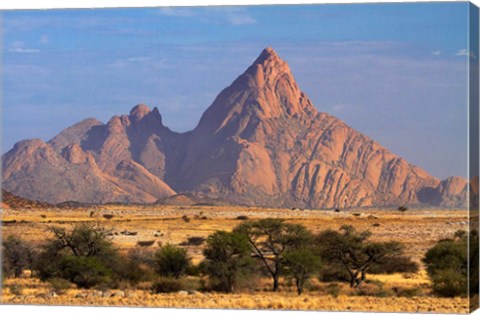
[250,47,287,73]
[129,104,151,121]
[254,47,278,63]
[194,47,317,137]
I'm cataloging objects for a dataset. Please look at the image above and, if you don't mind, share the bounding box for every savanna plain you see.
[1,203,472,313]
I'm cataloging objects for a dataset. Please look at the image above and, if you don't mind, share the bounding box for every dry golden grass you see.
[1,277,468,313]
[1,205,471,312]
[1,205,468,263]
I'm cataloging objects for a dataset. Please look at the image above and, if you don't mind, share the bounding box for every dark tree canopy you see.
[423,230,470,297]
[2,235,35,278]
[317,225,412,288]
[34,223,119,288]
[203,231,253,293]
[234,218,313,291]
[283,248,321,295]
[154,244,190,279]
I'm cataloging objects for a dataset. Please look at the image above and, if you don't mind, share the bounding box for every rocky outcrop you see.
[1,48,468,208]
[2,106,178,204]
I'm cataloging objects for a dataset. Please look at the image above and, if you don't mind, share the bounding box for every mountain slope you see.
[1,48,468,208]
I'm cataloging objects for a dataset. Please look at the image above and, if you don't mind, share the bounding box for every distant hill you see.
[1,189,53,209]
[1,48,468,209]
[156,193,233,207]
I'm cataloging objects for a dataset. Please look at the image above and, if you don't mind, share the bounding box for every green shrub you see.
[2,235,35,278]
[423,231,468,297]
[151,277,185,293]
[180,237,205,246]
[110,253,151,286]
[392,286,423,297]
[137,240,156,247]
[431,269,468,297]
[325,283,341,298]
[356,281,391,297]
[318,266,350,282]
[185,263,203,277]
[369,256,419,274]
[59,255,112,289]
[48,277,72,294]
[154,244,190,278]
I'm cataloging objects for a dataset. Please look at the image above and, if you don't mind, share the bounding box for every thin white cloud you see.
[127,56,150,62]
[9,41,40,53]
[158,7,195,17]
[108,56,153,68]
[456,49,477,58]
[432,51,441,56]
[157,7,256,26]
[10,48,40,53]
[222,8,257,25]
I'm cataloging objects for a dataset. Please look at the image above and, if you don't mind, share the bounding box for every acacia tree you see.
[233,218,313,291]
[34,223,119,288]
[397,206,408,214]
[203,231,253,293]
[423,229,471,297]
[46,224,115,258]
[2,235,35,278]
[283,248,321,295]
[317,225,409,288]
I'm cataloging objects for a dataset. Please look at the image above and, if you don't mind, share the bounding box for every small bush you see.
[48,278,72,294]
[236,215,249,220]
[431,269,467,297]
[326,283,341,298]
[151,277,185,293]
[181,237,205,246]
[185,263,203,277]
[392,286,423,297]
[9,284,23,296]
[398,206,408,213]
[318,266,350,282]
[137,240,156,247]
[181,215,190,223]
[154,244,190,278]
[372,223,381,227]
[2,235,35,278]
[59,255,112,289]
[356,281,391,297]
[370,256,419,274]
[103,214,114,220]
[423,232,469,297]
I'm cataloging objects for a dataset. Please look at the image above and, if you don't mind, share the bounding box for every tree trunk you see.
[349,276,356,288]
[296,278,303,295]
[273,275,279,291]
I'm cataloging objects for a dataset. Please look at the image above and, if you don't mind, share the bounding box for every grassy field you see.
[0,205,471,313]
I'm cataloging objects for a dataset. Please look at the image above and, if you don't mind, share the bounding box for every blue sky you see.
[1,3,472,179]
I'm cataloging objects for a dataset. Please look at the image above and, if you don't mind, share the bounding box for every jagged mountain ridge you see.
[1,48,468,208]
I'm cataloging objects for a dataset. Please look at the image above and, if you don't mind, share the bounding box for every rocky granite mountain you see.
[1,48,468,208]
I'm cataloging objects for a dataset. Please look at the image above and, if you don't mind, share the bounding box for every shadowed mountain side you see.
[1,48,468,208]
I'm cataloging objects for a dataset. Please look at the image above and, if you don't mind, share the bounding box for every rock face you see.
[1,48,468,208]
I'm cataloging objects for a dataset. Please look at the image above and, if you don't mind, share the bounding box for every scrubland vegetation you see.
[1,207,476,313]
